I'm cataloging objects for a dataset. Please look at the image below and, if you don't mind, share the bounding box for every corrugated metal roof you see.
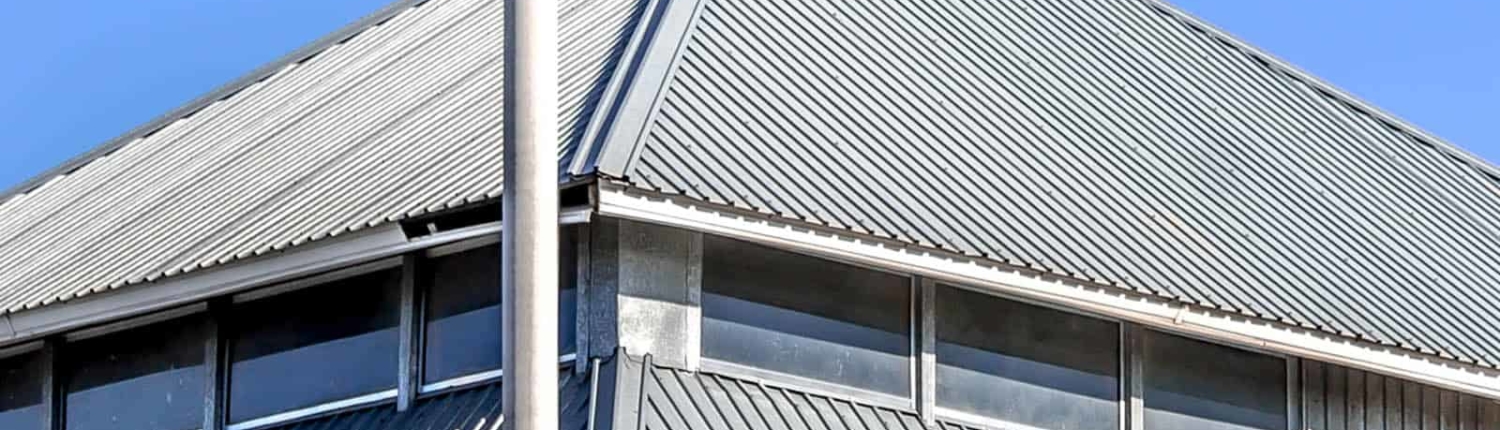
[0,0,645,313]
[266,370,591,430]
[618,354,978,430]
[621,0,1500,367]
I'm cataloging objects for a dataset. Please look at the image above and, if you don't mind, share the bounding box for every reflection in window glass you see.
[66,316,206,430]
[936,286,1119,429]
[702,235,911,397]
[423,227,580,384]
[229,269,401,423]
[1144,330,1286,430]
[0,350,44,430]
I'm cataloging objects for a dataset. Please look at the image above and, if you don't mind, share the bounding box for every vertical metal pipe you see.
[502,0,559,427]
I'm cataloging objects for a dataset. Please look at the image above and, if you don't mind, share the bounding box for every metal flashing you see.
[580,0,709,177]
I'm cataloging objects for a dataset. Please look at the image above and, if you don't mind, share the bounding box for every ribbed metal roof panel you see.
[625,0,1500,367]
[636,363,978,430]
[0,0,645,312]
[267,370,592,430]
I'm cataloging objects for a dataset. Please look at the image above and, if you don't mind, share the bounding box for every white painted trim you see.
[0,208,595,348]
[422,369,506,394]
[64,302,207,342]
[418,354,579,394]
[232,258,402,304]
[597,188,1500,400]
[227,389,398,430]
[700,358,915,412]
[936,407,1053,430]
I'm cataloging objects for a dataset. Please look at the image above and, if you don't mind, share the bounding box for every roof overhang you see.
[0,206,593,347]
[595,182,1500,400]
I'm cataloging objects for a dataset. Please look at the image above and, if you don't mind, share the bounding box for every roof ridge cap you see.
[569,0,707,178]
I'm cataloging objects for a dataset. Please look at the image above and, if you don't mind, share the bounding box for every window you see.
[1143,330,1286,430]
[422,227,580,385]
[65,316,207,430]
[936,286,1119,429]
[229,269,401,423]
[0,350,44,430]
[701,235,911,396]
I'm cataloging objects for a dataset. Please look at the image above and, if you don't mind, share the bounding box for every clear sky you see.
[1,0,1497,192]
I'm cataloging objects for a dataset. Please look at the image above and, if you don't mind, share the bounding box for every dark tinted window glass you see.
[0,351,44,430]
[936,287,1119,429]
[66,316,206,430]
[1144,330,1286,430]
[702,235,910,396]
[423,228,579,384]
[229,269,401,423]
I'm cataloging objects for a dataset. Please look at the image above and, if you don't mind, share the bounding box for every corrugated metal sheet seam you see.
[0,0,434,202]
[265,370,593,430]
[614,353,978,430]
[618,0,1500,368]
[0,0,647,313]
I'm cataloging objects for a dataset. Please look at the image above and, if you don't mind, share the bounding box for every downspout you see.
[502,0,559,428]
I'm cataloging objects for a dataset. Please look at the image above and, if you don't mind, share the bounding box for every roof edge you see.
[0,0,435,202]
[1149,0,1500,183]
[596,184,1500,400]
[573,0,707,177]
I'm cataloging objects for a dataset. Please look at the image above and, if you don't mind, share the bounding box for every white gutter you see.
[0,207,592,347]
[596,187,1500,400]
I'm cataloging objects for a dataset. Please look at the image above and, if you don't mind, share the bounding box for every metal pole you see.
[502,0,558,427]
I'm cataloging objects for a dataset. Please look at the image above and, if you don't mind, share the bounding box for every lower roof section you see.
[265,369,591,430]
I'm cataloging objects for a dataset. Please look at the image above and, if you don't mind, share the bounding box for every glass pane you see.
[424,245,501,383]
[66,316,206,430]
[229,269,401,423]
[936,286,1119,429]
[423,227,580,384]
[702,235,911,396]
[0,351,44,430]
[1144,330,1286,430]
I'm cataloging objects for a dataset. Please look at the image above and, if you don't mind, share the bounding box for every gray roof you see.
[266,370,591,430]
[606,354,976,430]
[612,0,1500,367]
[4,0,1500,371]
[0,0,643,312]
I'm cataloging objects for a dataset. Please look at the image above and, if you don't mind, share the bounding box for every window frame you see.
[929,281,1296,430]
[695,236,922,410]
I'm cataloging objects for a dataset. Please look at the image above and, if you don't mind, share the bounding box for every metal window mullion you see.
[40,338,63,430]
[916,277,936,426]
[1123,323,1144,430]
[397,253,426,411]
[204,299,231,430]
[1286,357,1302,430]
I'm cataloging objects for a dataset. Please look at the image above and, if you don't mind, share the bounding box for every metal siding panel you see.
[1307,360,1327,430]
[621,0,1500,369]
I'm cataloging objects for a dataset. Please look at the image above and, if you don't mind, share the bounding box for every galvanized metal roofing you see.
[612,354,977,430]
[618,0,1500,367]
[0,0,645,312]
[266,370,591,430]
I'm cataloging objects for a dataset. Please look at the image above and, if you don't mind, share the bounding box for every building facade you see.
[2,0,1499,429]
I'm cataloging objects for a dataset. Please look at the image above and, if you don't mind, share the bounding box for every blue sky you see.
[1,1,1497,192]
